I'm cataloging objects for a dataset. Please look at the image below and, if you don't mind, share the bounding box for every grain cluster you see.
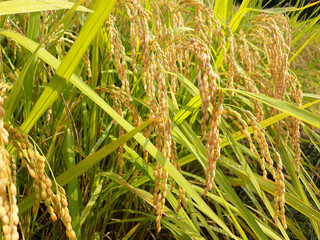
[0,0,308,236]
[102,0,306,232]
[0,93,76,239]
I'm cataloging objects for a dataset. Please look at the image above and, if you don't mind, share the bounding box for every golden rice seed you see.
[40,181,47,190]
[41,190,47,200]
[35,190,42,201]
[34,183,40,195]
[12,140,18,148]
[50,212,58,222]
[274,209,279,223]
[12,203,19,214]
[27,149,34,160]
[155,198,161,215]
[13,131,21,141]
[58,207,65,219]
[61,193,68,202]
[156,214,161,233]
[28,168,37,179]
[34,174,41,185]
[11,195,17,206]
[69,230,76,240]
[12,212,19,225]
[66,230,71,238]
[55,193,61,203]
[2,214,9,225]
[177,186,186,210]
[3,201,9,215]
[29,158,36,169]
[3,124,12,134]
[51,194,58,204]
[0,184,6,198]
[157,191,162,202]
[20,143,26,150]
[52,202,59,213]
[4,234,12,240]
[63,213,72,224]
[0,106,5,117]
[34,150,40,160]
[45,178,52,189]
[17,150,23,160]
[46,187,53,197]
[153,193,158,206]
[66,222,73,233]
[61,198,68,208]
[12,232,19,240]
[45,198,51,207]
[40,174,47,183]
[183,194,188,208]
[2,224,10,236]
[282,222,287,230]
[10,184,16,197]
[176,201,182,213]
[37,162,45,173]
[0,131,7,146]
[153,169,157,177]
[170,180,175,192]
[0,206,5,218]
[58,186,66,196]
[64,206,70,216]
[204,183,212,195]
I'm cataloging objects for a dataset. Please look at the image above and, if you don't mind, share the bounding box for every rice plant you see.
[0,0,320,239]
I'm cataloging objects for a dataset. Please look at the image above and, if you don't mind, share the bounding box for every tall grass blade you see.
[0,0,91,15]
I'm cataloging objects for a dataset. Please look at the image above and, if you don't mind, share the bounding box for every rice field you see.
[0,0,320,239]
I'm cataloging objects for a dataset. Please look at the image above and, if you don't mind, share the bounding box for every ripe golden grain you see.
[81,0,309,233]
[2,119,75,239]
[0,97,19,239]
